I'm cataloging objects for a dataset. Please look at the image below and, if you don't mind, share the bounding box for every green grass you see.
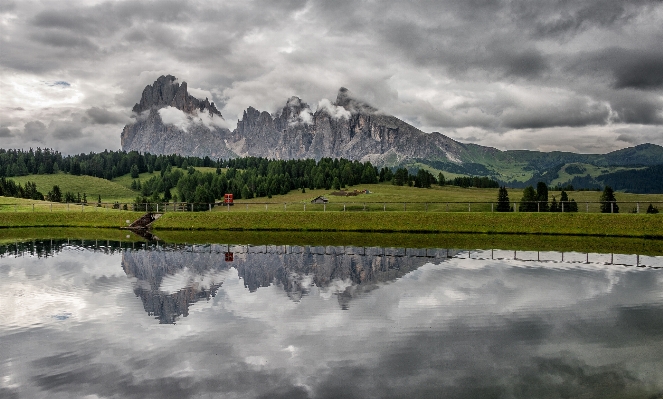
[12,173,137,201]
[214,184,663,213]
[0,211,143,228]
[550,163,641,187]
[152,230,663,256]
[152,212,663,238]
[0,227,144,244]
[3,199,660,238]
[3,228,661,256]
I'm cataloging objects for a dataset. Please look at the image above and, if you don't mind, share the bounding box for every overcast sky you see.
[1,0,662,154]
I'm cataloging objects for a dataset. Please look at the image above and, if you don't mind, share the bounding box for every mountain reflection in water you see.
[2,240,663,399]
[121,245,460,323]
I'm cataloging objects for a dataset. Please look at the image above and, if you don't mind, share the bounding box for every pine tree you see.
[536,182,549,212]
[496,186,511,212]
[600,186,619,213]
[550,196,559,212]
[438,172,445,186]
[48,185,62,202]
[519,186,538,212]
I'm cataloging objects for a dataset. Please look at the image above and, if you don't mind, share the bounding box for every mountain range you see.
[121,75,663,191]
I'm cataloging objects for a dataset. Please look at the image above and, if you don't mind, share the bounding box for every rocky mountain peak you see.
[280,96,312,122]
[132,75,222,117]
[334,87,377,114]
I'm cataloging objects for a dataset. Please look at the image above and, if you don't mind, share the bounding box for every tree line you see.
[496,182,580,212]
[0,148,500,202]
[495,183,660,213]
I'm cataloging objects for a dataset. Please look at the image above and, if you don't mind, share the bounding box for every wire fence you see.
[1,200,661,214]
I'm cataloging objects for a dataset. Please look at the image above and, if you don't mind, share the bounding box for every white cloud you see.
[158,106,190,130]
[317,98,351,119]
[298,109,313,124]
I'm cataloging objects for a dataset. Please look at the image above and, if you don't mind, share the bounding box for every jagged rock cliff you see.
[121,75,235,159]
[121,76,468,165]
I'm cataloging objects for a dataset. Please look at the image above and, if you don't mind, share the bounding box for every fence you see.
[1,200,661,214]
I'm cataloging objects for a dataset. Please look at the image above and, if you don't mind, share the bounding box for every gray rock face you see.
[132,75,221,116]
[121,75,233,159]
[121,75,468,165]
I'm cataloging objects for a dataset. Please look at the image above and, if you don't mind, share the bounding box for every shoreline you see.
[0,211,662,238]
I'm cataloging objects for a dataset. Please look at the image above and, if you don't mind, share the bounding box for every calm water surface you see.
[1,241,663,398]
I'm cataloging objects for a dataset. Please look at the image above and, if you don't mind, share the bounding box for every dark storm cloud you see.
[501,99,612,129]
[86,107,130,125]
[0,1,16,13]
[51,121,84,140]
[0,127,12,137]
[609,49,663,90]
[29,30,98,50]
[23,120,47,142]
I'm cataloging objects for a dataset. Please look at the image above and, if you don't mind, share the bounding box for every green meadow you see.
[1,174,662,239]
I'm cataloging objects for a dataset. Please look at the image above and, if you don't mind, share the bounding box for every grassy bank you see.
[151,212,663,238]
[0,227,144,244]
[0,211,143,228]
[2,228,662,255]
[153,230,663,256]
[1,206,661,238]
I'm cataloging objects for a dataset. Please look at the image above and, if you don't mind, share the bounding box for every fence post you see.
[637,203,639,213]
[561,202,564,212]
[383,203,385,212]
[491,203,493,212]
[344,204,346,212]
[208,203,211,212]
[363,203,366,211]
[468,203,471,212]
[446,203,449,212]
[611,202,614,214]
[537,202,540,212]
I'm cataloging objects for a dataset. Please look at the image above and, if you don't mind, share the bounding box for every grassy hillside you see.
[11,173,137,201]
[415,143,663,191]
[223,183,663,209]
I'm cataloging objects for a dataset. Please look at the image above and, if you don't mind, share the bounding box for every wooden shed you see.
[311,196,329,204]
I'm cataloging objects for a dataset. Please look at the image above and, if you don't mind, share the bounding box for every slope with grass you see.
[12,173,137,201]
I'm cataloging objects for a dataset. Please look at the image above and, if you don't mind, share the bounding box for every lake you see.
[1,239,663,398]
